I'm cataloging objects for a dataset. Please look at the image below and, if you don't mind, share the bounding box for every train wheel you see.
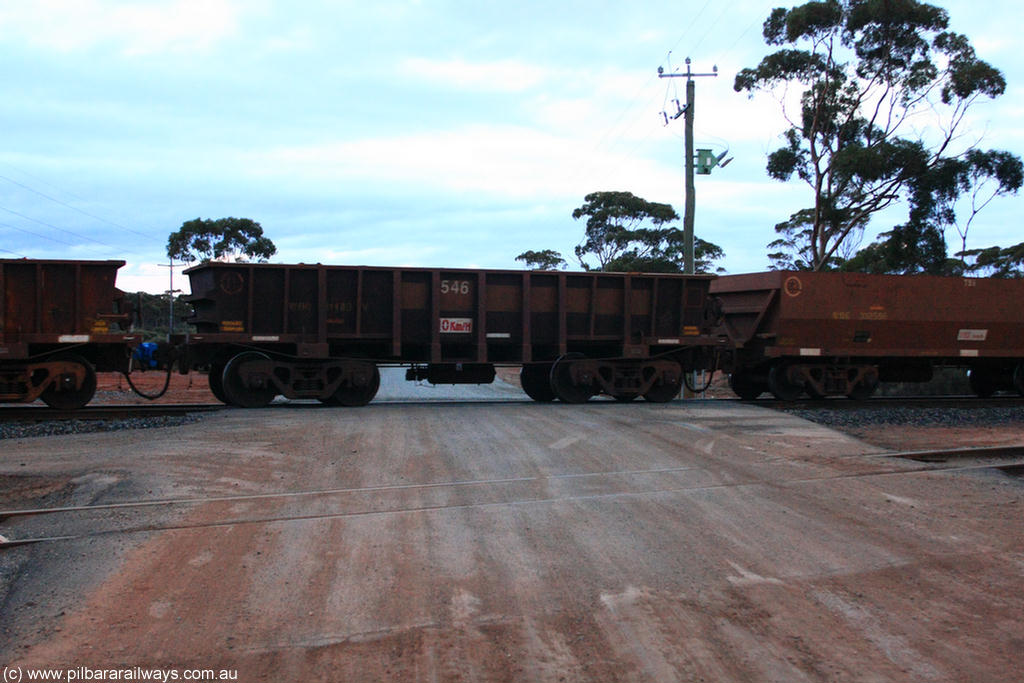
[728,372,764,400]
[804,384,827,400]
[846,375,878,400]
[550,355,595,404]
[40,354,97,410]
[208,362,228,404]
[803,368,827,399]
[768,365,803,401]
[968,368,998,398]
[520,364,556,402]
[1014,364,1024,396]
[328,365,380,407]
[222,352,277,408]
[643,376,681,403]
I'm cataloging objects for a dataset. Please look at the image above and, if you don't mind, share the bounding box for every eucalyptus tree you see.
[167,217,277,264]
[516,190,724,273]
[515,249,568,270]
[735,0,1019,271]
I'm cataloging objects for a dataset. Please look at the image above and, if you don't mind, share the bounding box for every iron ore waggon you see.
[0,259,135,409]
[181,262,723,407]
[6,258,1024,409]
[712,271,1024,400]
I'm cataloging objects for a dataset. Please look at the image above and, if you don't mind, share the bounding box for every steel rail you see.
[0,403,223,422]
[3,452,1021,549]
[2,395,1022,417]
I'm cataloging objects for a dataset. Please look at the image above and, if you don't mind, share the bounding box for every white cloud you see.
[313,245,443,267]
[247,124,679,201]
[0,0,241,55]
[117,260,190,295]
[400,57,549,93]
[262,25,315,54]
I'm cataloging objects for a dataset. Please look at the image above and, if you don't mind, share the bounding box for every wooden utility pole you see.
[157,261,181,340]
[658,58,718,274]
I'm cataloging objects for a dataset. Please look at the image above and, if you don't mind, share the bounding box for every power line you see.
[0,173,157,241]
[718,15,763,59]
[578,0,757,191]
[0,161,93,203]
[0,205,120,252]
[0,219,113,256]
[690,2,735,56]
[562,0,719,193]
[665,0,715,56]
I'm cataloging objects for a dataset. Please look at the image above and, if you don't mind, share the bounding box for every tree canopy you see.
[516,191,724,273]
[842,149,1023,275]
[958,242,1024,278]
[167,217,277,264]
[515,249,568,270]
[735,0,1020,273]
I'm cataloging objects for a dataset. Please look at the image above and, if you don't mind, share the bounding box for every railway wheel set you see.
[27,353,100,410]
[208,352,383,408]
[968,364,1024,398]
[728,362,882,401]
[3,259,1024,409]
[521,356,684,404]
[201,354,685,407]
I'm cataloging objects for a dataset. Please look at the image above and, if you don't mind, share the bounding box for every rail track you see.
[3,444,1021,549]
[876,444,1024,463]
[2,394,1022,419]
[762,395,1024,410]
[0,403,223,422]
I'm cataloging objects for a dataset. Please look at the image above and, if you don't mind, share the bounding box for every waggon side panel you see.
[184,263,718,364]
[713,271,1024,361]
[0,259,130,359]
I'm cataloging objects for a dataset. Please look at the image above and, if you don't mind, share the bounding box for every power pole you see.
[658,58,718,274]
[157,261,181,341]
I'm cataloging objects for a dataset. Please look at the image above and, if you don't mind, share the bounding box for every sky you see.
[1,0,1022,294]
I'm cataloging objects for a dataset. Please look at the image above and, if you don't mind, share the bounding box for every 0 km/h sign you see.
[440,317,473,333]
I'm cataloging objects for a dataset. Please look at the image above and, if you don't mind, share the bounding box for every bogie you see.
[221,352,277,408]
[325,364,380,407]
[39,354,98,410]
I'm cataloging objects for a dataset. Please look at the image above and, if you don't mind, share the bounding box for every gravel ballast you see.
[0,414,206,440]
[784,404,1024,429]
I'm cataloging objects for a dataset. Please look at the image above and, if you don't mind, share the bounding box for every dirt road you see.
[2,400,1022,681]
